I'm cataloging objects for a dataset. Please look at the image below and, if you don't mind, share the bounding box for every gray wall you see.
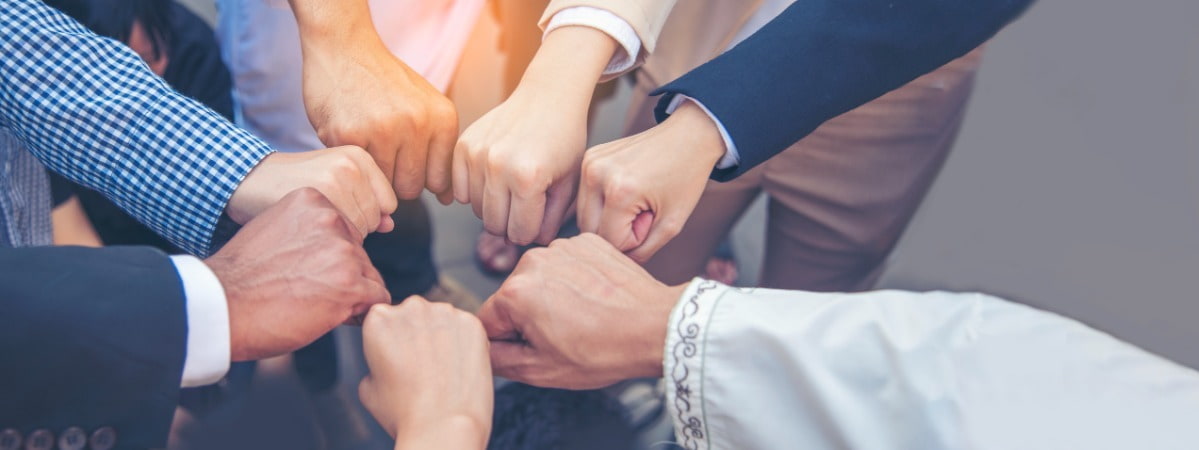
[877,0,1199,368]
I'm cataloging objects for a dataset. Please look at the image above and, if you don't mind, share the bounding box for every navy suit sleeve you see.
[0,246,188,449]
[651,0,1035,181]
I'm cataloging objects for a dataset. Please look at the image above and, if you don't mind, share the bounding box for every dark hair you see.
[488,383,638,450]
[45,0,173,61]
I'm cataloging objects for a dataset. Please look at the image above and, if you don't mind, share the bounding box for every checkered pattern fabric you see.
[0,0,274,256]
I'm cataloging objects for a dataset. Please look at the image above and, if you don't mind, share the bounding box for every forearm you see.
[653,0,1034,180]
[0,0,272,256]
[513,26,619,110]
[289,0,384,53]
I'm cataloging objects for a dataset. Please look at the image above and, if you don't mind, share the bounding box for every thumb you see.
[477,300,519,341]
[631,210,654,245]
[488,340,538,380]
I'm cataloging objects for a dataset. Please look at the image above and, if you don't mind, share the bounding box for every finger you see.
[351,148,399,233]
[425,123,456,195]
[323,200,367,244]
[596,198,644,252]
[482,179,512,237]
[476,299,518,341]
[536,180,575,245]
[435,189,454,206]
[346,270,391,325]
[393,137,428,200]
[348,155,384,235]
[508,189,546,246]
[467,152,486,219]
[452,141,470,204]
[625,210,684,263]
[488,341,539,379]
[362,140,398,188]
[576,179,604,234]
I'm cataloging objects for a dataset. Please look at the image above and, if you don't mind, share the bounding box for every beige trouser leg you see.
[635,48,985,291]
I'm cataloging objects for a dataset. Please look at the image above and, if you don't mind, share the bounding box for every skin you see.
[358,297,493,450]
[577,101,727,262]
[227,145,398,238]
[477,234,684,389]
[453,26,619,245]
[204,188,391,361]
[288,0,459,201]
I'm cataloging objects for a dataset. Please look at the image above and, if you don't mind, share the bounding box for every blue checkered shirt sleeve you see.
[0,0,274,256]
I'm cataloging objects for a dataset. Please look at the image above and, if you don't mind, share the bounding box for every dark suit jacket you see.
[651,0,1035,181]
[0,246,186,449]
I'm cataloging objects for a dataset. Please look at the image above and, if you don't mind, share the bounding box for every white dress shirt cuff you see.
[665,95,742,170]
[545,6,642,76]
[170,255,231,388]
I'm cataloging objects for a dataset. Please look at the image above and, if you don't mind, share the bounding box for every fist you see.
[301,40,459,200]
[206,188,391,361]
[359,297,493,446]
[228,146,399,238]
[478,234,682,389]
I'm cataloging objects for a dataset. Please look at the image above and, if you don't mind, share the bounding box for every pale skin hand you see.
[476,233,685,390]
[454,26,619,245]
[577,101,727,262]
[227,146,398,238]
[358,297,493,450]
[288,0,459,200]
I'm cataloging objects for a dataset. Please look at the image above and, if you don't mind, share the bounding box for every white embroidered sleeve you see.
[662,281,1199,449]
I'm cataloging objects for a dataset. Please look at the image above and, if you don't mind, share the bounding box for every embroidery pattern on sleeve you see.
[670,279,719,450]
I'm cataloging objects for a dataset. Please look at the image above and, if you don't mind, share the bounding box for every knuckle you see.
[605,175,638,198]
[290,186,325,202]
[508,164,548,192]
[580,159,607,185]
[482,221,507,237]
[312,208,342,228]
[659,217,685,236]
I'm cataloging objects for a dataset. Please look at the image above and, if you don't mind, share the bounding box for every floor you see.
[172,0,1199,448]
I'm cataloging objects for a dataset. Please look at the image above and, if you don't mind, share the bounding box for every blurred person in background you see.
[45,0,237,251]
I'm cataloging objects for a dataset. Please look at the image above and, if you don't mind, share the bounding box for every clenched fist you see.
[206,188,391,361]
[228,146,399,238]
[453,26,618,245]
[294,6,458,200]
[478,234,683,390]
[578,101,726,262]
[359,297,493,449]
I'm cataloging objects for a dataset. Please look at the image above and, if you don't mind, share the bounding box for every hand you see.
[577,101,726,262]
[453,26,617,244]
[227,146,398,238]
[297,20,458,200]
[359,297,493,449]
[477,234,684,389]
[205,188,391,361]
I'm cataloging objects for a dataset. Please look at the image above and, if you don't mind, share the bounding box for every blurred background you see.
[173,0,1199,448]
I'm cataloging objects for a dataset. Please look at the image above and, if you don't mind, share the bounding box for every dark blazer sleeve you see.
[0,246,188,449]
[651,0,1035,181]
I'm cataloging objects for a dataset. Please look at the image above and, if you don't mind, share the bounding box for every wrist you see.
[290,1,384,56]
[395,415,489,450]
[662,101,726,169]
[514,26,618,106]
[632,283,687,378]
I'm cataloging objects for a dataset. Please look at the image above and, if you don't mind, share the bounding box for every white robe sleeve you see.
[663,279,1199,450]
